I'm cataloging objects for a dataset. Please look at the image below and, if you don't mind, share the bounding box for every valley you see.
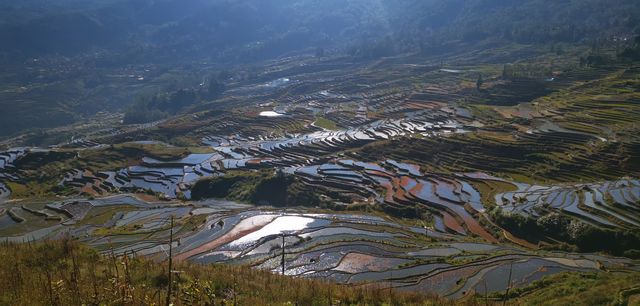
[1,45,639,304]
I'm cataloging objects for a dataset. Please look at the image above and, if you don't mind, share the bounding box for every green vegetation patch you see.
[191,170,323,207]
[505,271,640,306]
[314,116,339,130]
[490,209,640,257]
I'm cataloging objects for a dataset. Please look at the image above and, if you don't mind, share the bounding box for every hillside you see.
[0,0,639,137]
[1,0,638,59]
[0,240,637,305]
[1,2,640,305]
[0,239,440,305]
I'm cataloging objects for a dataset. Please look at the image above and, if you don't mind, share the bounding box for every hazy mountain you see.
[0,0,638,137]
[1,0,636,61]
[0,0,388,61]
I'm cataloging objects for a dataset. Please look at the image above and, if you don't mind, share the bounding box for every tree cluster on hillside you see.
[2,0,638,62]
[383,0,640,55]
[490,208,640,258]
[620,35,640,60]
[123,74,226,124]
[190,169,323,207]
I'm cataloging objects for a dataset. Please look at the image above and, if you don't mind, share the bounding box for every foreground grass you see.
[0,239,447,306]
[0,235,638,305]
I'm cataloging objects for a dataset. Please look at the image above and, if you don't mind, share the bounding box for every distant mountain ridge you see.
[0,0,386,61]
[0,0,637,62]
[0,0,638,138]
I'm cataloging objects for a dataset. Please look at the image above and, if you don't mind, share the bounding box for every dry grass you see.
[0,239,457,306]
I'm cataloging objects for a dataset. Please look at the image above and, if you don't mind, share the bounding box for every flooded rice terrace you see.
[0,93,639,299]
[50,109,469,202]
[1,194,636,299]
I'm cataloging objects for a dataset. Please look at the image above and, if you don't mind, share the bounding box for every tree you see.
[476,74,484,91]
[619,35,640,60]
[206,78,225,100]
[168,89,196,112]
[502,65,510,79]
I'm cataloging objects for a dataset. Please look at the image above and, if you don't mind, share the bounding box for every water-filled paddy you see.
[259,111,286,117]
[0,192,636,299]
[3,141,639,300]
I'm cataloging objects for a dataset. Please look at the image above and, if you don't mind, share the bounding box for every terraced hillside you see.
[0,239,442,306]
[1,194,638,303]
[358,66,640,183]
[1,43,640,304]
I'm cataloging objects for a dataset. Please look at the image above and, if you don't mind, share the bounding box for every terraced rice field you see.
[0,148,26,179]
[53,111,468,200]
[1,52,639,302]
[295,159,640,240]
[1,195,636,299]
[57,152,221,199]
[0,182,9,203]
[19,125,640,249]
[0,148,29,202]
[497,179,640,229]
